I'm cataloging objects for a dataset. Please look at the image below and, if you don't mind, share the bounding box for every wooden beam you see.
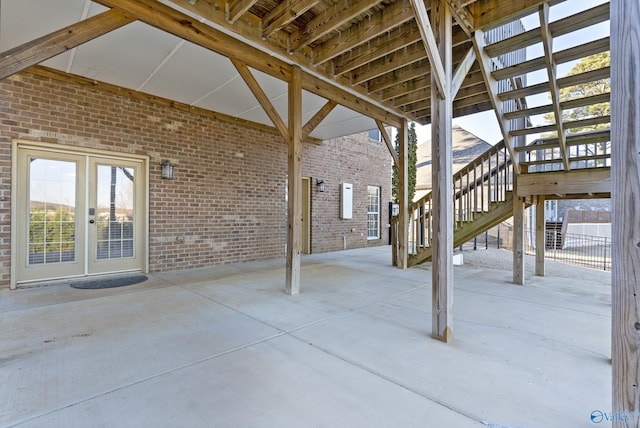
[286,66,304,296]
[262,0,320,39]
[451,47,476,98]
[227,0,258,24]
[409,0,447,98]
[301,72,403,128]
[376,120,399,168]
[539,3,569,171]
[516,168,611,197]
[445,0,474,37]
[377,42,477,98]
[289,0,374,51]
[231,58,289,141]
[470,0,565,30]
[430,0,453,343]
[350,42,427,86]
[302,99,337,139]
[535,196,545,276]
[472,30,520,174]
[368,59,430,93]
[612,3,640,419]
[0,9,134,81]
[333,23,422,77]
[313,1,415,66]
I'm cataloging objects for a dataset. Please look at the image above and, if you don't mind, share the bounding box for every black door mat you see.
[70,274,148,289]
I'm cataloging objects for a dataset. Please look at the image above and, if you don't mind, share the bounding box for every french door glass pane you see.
[28,158,77,265]
[96,165,135,260]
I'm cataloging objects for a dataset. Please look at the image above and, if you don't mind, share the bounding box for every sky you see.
[412,0,610,146]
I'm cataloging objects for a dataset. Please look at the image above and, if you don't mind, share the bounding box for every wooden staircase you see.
[392,139,515,267]
[391,126,612,268]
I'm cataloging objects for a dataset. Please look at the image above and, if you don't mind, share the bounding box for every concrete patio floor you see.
[1,247,611,427]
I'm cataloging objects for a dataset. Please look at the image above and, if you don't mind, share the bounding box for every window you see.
[367,129,381,142]
[367,186,380,240]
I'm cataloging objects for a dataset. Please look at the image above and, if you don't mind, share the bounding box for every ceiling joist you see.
[313,1,416,66]
[262,0,320,39]
[288,0,374,51]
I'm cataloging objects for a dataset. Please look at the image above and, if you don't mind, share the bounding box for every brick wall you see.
[303,134,392,253]
[0,72,391,287]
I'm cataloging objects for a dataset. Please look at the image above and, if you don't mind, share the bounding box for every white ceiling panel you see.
[237,93,288,126]
[301,90,331,124]
[69,21,184,89]
[140,41,239,105]
[310,106,377,140]
[0,0,88,51]
[1,0,388,141]
[41,52,73,71]
[194,76,264,117]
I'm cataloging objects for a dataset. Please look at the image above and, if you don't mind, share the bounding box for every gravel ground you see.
[417,247,612,303]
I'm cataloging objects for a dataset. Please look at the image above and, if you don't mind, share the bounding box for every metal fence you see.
[459,225,612,272]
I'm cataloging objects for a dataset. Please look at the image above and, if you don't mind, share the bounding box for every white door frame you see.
[11,140,149,289]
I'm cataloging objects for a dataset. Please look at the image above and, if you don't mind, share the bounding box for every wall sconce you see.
[316,179,325,192]
[161,159,174,180]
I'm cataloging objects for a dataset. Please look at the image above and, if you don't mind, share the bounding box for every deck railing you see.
[391,128,612,267]
[392,139,513,263]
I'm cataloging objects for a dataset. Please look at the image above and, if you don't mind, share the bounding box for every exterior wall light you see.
[161,159,174,180]
[316,179,325,192]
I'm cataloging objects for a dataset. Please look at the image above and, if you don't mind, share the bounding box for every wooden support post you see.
[397,119,409,270]
[512,189,525,285]
[430,0,453,343]
[611,0,640,423]
[286,66,303,295]
[535,196,545,276]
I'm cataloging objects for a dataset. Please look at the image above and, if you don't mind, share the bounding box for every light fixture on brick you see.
[161,159,174,180]
[316,179,325,192]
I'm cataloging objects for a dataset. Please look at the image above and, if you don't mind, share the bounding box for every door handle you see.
[89,219,95,224]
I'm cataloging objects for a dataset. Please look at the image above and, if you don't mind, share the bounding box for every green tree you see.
[544,51,610,134]
[392,122,417,203]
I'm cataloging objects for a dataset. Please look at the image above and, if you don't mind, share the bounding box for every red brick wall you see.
[0,72,391,287]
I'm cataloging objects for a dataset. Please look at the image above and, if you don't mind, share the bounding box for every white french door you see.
[15,145,147,285]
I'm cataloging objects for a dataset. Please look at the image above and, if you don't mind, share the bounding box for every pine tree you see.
[392,122,418,203]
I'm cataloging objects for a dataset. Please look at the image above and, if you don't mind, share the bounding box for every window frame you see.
[367,186,381,240]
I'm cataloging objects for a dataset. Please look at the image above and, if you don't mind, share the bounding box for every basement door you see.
[15,146,147,285]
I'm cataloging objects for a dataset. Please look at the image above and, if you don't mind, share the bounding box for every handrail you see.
[392,139,513,264]
[391,127,613,267]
